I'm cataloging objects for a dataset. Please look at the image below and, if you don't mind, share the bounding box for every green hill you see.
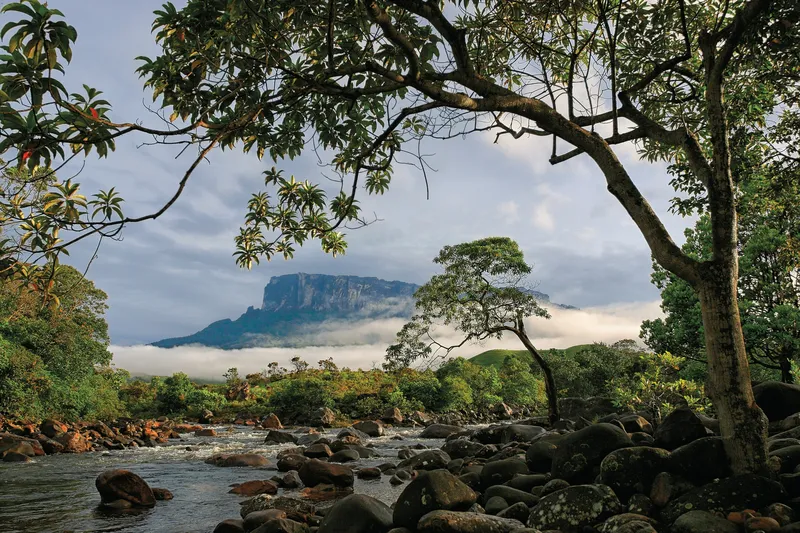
[469,344,594,368]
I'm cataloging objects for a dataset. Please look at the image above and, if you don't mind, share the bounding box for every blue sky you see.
[20,1,694,355]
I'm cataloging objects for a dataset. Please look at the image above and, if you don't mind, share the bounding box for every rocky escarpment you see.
[152,273,574,350]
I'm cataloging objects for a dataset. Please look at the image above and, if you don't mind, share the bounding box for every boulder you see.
[496,502,529,523]
[41,419,67,439]
[398,449,451,472]
[229,480,279,496]
[527,484,623,532]
[95,469,156,508]
[353,421,384,438]
[318,494,393,533]
[3,451,31,462]
[417,510,523,533]
[251,518,308,533]
[152,488,173,500]
[551,423,632,483]
[484,496,508,515]
[525,440,559,473]
[214,519,246,533]
[671,510,739,533]
[303,443,333,459]
[599,446,672,502]
[618,414,654,435]
[329,449,360,463]
[240,495,317,521]
[56,431,92,453]
[649,472,695,507]
[420,424,463,439]
[314,407,336,427]
[244,510,289,532]
[262,414,283,429]
[206,453,270,467]
[653,408,707,450]
[441,439,488,460]
[669,437,731,485]
[265,431,298,445]
[277,454,308,472]
[381,407,404,425]
[393,470,477,529]
[483,485,539,507]
[357,467,382,480]
[660,474,787,524]
[597,514,659,533]
[771,445,800,474]
[754,381,800,422]
[479,457,529,490]
[499,424,545,444]
[559,396,617,419]
[298,459,354,488]
[195,428,217,437]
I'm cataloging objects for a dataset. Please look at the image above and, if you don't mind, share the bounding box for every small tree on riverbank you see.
[386,237,560,423]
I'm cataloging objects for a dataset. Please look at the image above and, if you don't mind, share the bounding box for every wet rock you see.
[303,443,333,459]
[483,485,539,507]
[353,420,384,438]
[296,434,322,446]
[552,423,632,483]
[298,459,354,488]
[420,424,464,439]
[230,480,279,496]
[541,478,570,496]
[95,469,156,508]
[671,510,739,533]
[653,408,707,450]
[329,449,360,463]
[417,510,524,532]
[318,494,393,533]
[398,449,451,471]
[262,414,283,430]
[265,431,297,445]
[2,451,31,462]
[41,419,67,439]
[496,502,529,523]
[357,467,382,480]
[244,510,288,531]
[0,433,44,456]
[754,381,800,422]
[480,457,528,490]
[382,407,404,425]
[240,495,316,521]
[627,493,654,516]
[393,470,477,529]
[442,439,488,460]
[661,474,787,524]
[769,438,800,452]
[207,454,271,468]
[39,436,64,454]
[251,518,309,533]
[599,446,671,502]
[277,454,308,472]
[746,516,782,531]
[484,496,508,515]
[504,473,548,492]
[281,470,302,489]
[195,428,217,437]
[152,488,173,500]
[669,436,731,485]
[56,431,92,453]
[527,484,623,532]
[525,440,559,473]
[2,440,36,457]
[214,519,246,533]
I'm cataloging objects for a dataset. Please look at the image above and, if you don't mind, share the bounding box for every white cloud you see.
[497,201,521,224]
[531,205,555,231]
[110,300,662,379]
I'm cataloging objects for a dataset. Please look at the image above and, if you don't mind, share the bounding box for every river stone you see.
[526,439,559,473]
[420,424,463,439]
[660,474,787,524]
[484,496,508,515]
[500,424,546,444]
[251,518,309,533]
[298,458,354,488]
[618,414,654,435]
[329,449,360,463]
[769,438,800,452]
[671,510,739,533]
[649,472,695,507]
[244,510,288,531]
[483,485,539,507]
[214,519,246,533]
[277,454,308,472]
[393,470,477,529]
[56,431,93,453]
[504,473,548,492]
[382,407,404,424]
[417,510,524,533]
[229,480,279,496]
[597,513,659,533]
[338,427,370,442]
[265,431,298,445]
[669,437,731,484]
[653,408,707,450]
[527,484,622,532]
[41,419,68,439]
[398,449,451,471]
[754,381,800,422]
[599,446,671,502]
[352,421,384,438]
[240,495,316,520]
[303,443,333,458]
[318,494,393,533]
[496,502,529,523]
[441,439,488,460]
[208,454,271,467]
[551,423,632,483]
[95,469,156,508]
[480,457,528,490]
[2,451,31,462]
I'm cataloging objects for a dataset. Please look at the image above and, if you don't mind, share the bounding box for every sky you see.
[14,1,696,375]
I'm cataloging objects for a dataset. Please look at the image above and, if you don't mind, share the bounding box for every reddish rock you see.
[298,459,354,488]
[41,419,68,439]
[0,433,45,456]
[3,451,31,462]
[173,424,202,433]
[195,428,217,437]
[205,453,270,467]
[228,480,279,496]
[152,488,174,500]
[95,469,156,507]
[56,431,93,453]
[745,516,781,532]
[262,414,283,429]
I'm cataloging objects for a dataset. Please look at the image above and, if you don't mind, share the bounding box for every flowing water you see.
[0,425,447,533]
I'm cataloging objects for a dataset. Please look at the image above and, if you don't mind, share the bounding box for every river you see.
[0,424,448,533]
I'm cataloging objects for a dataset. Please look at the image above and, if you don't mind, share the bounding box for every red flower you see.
[90,107,99,119]
[22,151,31,161]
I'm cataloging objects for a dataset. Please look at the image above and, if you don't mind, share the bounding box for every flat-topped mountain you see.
[152,273,574,349]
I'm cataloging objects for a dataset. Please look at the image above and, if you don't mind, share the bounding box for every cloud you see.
[497,201,521,224]
[531,205,556,231]
[110,300,662,379]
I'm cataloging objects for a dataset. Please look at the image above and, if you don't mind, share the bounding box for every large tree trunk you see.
[697,265,769,475]
[514,325,560,424]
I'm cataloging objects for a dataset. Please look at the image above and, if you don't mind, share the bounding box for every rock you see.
[282,470,302,489]
[398,449,451,472]
[772,445,800,474]
[265,431,298,445]
[669,437,731,484]
[240,495,316,521]
[541,478,570,496]
[764,502,794,526]
[382,407,404,424]
[649,472,695,507]
[661,474,787,524]
[440,439,485,460]
[499,424,545,444]
[416,510,524,533]
[411,411,433,425]
[56,431,92,453]
[480,457,528,490]
[195,428,217,437]
[207,454,271,467]
[2,440,36,457]
[39,436,64,454]
[653,408,708,450]
[251,518,309,533]
[559,396,617,419]
[229,480,279,496]
[627,494,654,516]
[754,381,800,422]
[619,414,654,435]
[358,467,382,480]
[262,414,283,429]
[598,513,659,533]
[303,443,333,458]
[298,459,354,488]
[393,470,477,529]
[353,421,384,438]
[315,407,336,427]
[525,440,559,473]
[483,485,539,507]
[527,484,623,532]
[95,469,156,508]
[504,473,548,492]
[277,454,308,472]
[420,424,463,439]
[746,516,782,531]
[214,519,246,533]
[551,423,632,483]
[41,419,67,439]
[244,510,288,532]
[599,446,671,502]
[770,439,800,452]
[199,410,214,424]
[496,502,529,523]
[0,433,44,456]
[318,494,393,533]
[671,510,739,533]
[484,496,508,515]
[329,449,360,463]
[297,434,322,446]
[3,451,31,462]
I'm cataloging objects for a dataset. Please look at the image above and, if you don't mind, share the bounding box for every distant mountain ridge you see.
[152,273,575,350]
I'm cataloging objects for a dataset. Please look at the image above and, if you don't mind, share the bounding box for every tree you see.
[2,0,797,473]
[386,237,560,422]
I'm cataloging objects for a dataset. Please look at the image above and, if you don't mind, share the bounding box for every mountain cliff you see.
[152,273,574,349]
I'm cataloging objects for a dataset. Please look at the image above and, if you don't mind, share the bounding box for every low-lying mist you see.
[111,300,662,380]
